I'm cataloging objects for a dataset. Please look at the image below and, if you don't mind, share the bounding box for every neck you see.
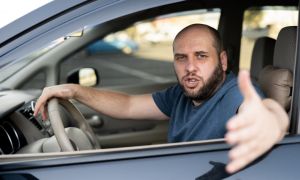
[192,100,202,106]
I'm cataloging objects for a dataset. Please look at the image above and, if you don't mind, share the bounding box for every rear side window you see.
[240,6,298,69]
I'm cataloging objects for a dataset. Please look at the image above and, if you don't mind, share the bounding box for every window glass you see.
[240,6,298,69]
[0,37,65,83]
[19,71,46,90]
[60,9,221,88]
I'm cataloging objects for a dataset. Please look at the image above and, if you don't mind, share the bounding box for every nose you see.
[185,58,197,73]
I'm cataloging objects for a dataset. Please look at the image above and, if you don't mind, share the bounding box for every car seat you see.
[258,26,297,111]
[250,37,275,81]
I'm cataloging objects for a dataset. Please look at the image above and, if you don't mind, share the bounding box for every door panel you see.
[73,82,175,148]
[1,136,300,179]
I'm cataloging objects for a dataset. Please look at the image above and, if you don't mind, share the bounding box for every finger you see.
[34,96,48,117]
[33,99,43,117]
[227,130,275,174]
[227,138,261,173]
[228,139,258,160]
[226,113,253,131]
[226,123,257,144]
[33,101,42,117]
[238,70,260,102]
[226,149,258,173]
[42,108,48,121]
[34,88,52,117]
[37,104,47,121]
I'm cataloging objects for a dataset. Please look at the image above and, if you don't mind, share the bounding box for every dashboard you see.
[0,90,53,154]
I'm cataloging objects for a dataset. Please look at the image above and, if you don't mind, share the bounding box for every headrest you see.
[258,65,293,111]
[250,37,275,80]
[273,26,297,72]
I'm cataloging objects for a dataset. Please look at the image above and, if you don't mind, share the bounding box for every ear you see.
[220,50,228,71]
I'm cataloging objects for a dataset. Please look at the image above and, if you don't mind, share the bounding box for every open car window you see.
[59,8,221,88]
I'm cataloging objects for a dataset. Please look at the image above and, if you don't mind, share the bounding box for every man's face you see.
[173,28,227,103]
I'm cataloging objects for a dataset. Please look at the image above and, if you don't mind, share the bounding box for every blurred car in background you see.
[86,38,138,55]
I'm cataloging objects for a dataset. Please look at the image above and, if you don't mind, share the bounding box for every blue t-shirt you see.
[152,72,264,143]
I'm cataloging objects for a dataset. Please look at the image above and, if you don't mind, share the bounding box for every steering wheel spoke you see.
[48,98,100,152]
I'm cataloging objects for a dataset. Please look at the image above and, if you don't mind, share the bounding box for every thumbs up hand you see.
[225,70,289,173]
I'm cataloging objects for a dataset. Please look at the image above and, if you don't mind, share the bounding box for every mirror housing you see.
[65,29,84,38]
[67,68,99,87]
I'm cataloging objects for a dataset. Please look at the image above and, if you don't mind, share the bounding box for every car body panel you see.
[1,136,300,179]
[0,0,86,45]
[0,0,182,67]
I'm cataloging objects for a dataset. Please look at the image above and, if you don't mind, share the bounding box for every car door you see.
[1,0,300,179]
[3,0,299,149]
[1,137,300,179]
[54,8,221,148]
[0,0,186,148]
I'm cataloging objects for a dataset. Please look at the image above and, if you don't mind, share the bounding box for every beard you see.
[178,61,224,102]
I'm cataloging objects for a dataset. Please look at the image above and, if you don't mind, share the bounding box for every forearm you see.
[73,85,133,119]
[262,98,289,141]
[35,84,168,121]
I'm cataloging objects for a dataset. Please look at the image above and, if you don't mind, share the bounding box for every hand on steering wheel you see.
[47,98,100,151]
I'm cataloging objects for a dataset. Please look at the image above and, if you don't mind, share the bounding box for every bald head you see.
[173,24,223,54]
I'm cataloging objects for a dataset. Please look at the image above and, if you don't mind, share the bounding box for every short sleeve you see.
[221,86,244,115]
[152,85,181,117]
[221,82,265,115]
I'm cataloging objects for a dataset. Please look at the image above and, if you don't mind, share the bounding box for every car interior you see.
[250,36,275,81]
[257,26,295,112]
[0,0,298,157]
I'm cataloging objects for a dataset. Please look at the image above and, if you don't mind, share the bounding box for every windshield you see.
[0,37,65,82]
[0,0,52,28]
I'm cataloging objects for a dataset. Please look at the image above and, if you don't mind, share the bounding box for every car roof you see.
[0,1,86,46]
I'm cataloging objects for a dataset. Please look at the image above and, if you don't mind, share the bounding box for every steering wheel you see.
[47,98,100,151]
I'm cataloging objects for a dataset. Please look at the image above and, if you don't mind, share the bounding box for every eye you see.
[175,55,186,61]
[196,53,208,60]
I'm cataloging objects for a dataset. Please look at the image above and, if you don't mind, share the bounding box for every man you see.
[155,24,247,143]
[34,24,288,173]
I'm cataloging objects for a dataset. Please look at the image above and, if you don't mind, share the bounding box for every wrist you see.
[71,84,82,99]
[263,99,289,141]
[70,84,92,103]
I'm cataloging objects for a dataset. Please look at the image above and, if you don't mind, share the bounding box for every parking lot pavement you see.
[60,52,176,88]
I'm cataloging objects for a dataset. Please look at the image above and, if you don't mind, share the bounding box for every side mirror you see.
[67,68,99,87]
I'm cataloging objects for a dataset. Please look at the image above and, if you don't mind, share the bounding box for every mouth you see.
[183,76,202,89]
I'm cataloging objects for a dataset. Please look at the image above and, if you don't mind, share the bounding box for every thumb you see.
[238,70,260,102]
